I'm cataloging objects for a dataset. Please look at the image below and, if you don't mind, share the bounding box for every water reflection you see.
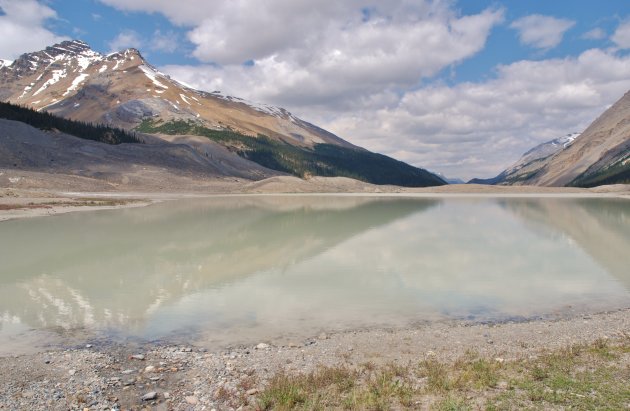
[0,196,628,347]
[0,196,435,337]
[502,198,630,290]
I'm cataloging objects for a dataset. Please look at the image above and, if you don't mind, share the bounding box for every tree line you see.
[0,101,142,145]
[138,119,445,187]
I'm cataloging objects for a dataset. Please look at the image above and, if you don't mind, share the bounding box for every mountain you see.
[433,171,465,184]
[471,91,630,187]
[0,40,445,187]
[0,115,280,186]
[468,133,580,185]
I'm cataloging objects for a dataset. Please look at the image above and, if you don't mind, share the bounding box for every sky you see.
[1,0,629,180]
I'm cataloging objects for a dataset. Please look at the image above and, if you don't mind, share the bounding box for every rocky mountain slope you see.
[0,117,279,184]
[0,40,445,187]
[0,40,347,147]
[471,92,630,187]
[469,133,580,185]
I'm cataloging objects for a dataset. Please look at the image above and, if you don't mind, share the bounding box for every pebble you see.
[318,333,328,340]
[185,396,199,405]
[0,312,626,411]
[68,369,76,376]
[131,354,145,360]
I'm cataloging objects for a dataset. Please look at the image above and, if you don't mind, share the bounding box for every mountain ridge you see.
[0,40,446,187]
[0,40,356,148]
[469,92,630,187]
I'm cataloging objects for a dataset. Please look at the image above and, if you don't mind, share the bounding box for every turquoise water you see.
[1,195,629,349]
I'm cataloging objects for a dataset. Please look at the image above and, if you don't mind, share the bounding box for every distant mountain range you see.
[470,92,630,187]
[0,40,445,187]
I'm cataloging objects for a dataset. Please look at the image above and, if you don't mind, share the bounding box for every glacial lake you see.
[1,195,629,352]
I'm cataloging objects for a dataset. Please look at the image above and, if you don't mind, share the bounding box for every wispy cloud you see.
[612,20,630,49]
[107,29,143,53]
[581,28,606,40]
[150,30,179,53]
[510,14,575,50]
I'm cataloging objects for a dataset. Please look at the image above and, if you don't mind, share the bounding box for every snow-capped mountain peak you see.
[0,40,354,148]
[506,132,581,174]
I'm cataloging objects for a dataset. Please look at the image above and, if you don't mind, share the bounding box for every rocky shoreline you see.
[1,308,628,410]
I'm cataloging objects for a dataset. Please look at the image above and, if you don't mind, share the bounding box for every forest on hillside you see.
[0,101,142,145]
[137,119,446,187]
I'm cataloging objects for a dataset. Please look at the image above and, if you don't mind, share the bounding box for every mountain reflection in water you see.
[0,196,628,347]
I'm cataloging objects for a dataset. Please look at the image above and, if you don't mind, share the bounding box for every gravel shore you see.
[1,308,628,410]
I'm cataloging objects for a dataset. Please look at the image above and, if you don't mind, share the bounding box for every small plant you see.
[258,373,307,410]
[251,339,630,411]
[420,359,451,392]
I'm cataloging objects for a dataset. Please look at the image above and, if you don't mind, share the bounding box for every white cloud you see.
[582,28,606,40]
[612,20,630,49]
[156,2,503,109]
[108,29,180,54]
[108,29,143,53]
[510,14,575,50]
[150,30,179,53]
[99,1,503,68]
[0,0,68,59]
[98,0,221,26]
[321,49,630,180]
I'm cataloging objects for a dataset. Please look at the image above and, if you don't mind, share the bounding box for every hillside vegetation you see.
[137,119,446,187]
[0,101,142,145]
[569,152,630,187]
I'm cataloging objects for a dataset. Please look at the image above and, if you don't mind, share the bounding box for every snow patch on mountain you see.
[208,89,297,120]
[32,69,67,96]
[506,133,581,174]
[63,74,90,97]
[76,53,100,71]
[179,94,192,105]
[139,65,168,89]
